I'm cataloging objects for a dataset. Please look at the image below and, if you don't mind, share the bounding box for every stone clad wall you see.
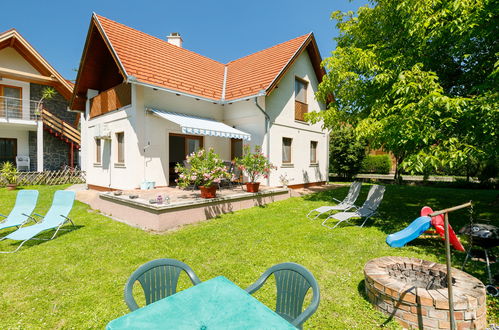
[364,257,487,329]
[28,131,37,171]
[30,83,78,170]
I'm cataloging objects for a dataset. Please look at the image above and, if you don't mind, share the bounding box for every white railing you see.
[0,96,38,121]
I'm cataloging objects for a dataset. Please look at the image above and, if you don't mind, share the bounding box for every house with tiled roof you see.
[71,13,328,190]
[0,29,80,172]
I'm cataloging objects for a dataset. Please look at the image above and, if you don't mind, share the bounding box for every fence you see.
[0,169,86,186]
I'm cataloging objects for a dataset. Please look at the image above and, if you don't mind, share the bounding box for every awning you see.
[148,108,251,141]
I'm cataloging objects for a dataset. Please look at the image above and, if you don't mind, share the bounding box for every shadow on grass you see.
[307,184,499,286]
[1,225,84,251]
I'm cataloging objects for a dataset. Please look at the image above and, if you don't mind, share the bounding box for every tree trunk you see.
[394,156,403,184]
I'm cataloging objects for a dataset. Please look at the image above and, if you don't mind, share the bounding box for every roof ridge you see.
[225,33,311,65]
[0,28,17,37]
[94,13,225,67]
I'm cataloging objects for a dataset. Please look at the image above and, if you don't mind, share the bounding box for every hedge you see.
[360,155,391,174]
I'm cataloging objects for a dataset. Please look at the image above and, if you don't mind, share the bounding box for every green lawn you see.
[0,184,497,329]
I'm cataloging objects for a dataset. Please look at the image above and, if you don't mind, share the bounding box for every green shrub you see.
[361,155,391,174]
[329,126,367,180]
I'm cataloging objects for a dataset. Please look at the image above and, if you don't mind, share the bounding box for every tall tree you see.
[309,0,498,182]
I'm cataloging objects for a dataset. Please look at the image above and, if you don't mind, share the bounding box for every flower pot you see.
[199,185,217,198]
[6,184,17,191]
[245,182,260,193]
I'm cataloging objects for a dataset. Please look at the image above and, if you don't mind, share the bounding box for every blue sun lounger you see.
[0,190,76,253]
[0,190,39,231]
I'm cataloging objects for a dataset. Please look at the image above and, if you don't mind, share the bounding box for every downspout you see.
[254,96,271,186]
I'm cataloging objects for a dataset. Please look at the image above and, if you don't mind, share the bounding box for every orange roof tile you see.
[225,34,310,101]
[93,14,319,102]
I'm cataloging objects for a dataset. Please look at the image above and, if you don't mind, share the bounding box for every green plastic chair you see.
[246,262,320,329]
[124,258,202,311]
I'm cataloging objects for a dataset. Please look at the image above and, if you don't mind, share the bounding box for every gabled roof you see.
[71,14,325,110]
[0,29,73,99]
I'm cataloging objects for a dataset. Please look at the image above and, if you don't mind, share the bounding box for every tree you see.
[328,125,367,180]
[310,0,498,182]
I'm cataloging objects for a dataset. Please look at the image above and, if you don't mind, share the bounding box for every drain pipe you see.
[254,95,271,186]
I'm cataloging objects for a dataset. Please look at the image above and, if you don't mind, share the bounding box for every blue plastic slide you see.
[386,216,432,248]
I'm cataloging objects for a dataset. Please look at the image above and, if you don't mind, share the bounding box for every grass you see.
[0,184,497,329]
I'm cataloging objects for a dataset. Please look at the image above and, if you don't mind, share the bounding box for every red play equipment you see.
[421,206,465,252]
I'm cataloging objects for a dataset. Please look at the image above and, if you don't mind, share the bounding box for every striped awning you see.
[148,108,251,141]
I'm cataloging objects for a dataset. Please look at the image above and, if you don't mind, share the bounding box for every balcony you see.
[0,96,38,121]
[90,83,131,118]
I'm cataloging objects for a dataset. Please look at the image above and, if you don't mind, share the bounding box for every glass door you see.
[186,136,202,156]
[0,138,17,165]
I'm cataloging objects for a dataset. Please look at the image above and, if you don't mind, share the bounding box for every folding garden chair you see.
[0,190,75,253]
[0,190,39,231]
[306,182,362,220]
[246,262,320,329]
[322,185,385,229]
[124,258,202,311]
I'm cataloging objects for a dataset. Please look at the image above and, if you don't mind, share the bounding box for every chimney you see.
[167,32,183,48]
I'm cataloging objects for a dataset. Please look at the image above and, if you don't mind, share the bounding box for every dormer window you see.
[294,77,308,121]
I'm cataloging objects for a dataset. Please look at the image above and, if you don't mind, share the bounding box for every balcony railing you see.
[0,96,38,121]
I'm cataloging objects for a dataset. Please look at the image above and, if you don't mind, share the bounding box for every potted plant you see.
[1,162,20,190]
[235,145,275,193]
[175,148,230,198]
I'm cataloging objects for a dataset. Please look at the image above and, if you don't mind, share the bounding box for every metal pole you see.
[444,212,456,329]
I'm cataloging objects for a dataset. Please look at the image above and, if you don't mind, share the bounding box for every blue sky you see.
[0,0,366,81]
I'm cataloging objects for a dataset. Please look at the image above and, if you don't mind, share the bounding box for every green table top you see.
[107,276,296,329]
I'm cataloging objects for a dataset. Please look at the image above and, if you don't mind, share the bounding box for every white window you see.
[116,132,125,164]
[95,138,101,164]
[282,138,292,163]
[295,78,307,104]
[310,141,318,164]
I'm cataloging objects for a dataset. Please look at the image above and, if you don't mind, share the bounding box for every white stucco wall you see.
[0,47,41,75]
[265,50,328,187]
[83,105,140,190]
[82,50,328,189]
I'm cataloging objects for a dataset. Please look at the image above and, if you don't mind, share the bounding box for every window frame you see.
[0,84,22,117]
[310,141,318,164]
[294,77,309,121]
[294,77,308,104]
[115,132,125,165]
[282,137,293,164]
[94,138,102,165]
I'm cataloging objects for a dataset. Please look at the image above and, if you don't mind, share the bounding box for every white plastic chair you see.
[322,185,386,229]
[306,182,362,220]
[16,156,30,172]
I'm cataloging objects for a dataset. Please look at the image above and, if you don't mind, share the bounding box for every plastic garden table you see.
[106,276,297,329]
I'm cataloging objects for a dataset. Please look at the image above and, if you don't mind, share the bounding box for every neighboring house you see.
[0,29,80,171]
[71,14,328,190]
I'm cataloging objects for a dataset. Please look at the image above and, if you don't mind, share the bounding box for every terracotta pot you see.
[199,185,217,198]
[245,182,260,193]
[6,184,17,191]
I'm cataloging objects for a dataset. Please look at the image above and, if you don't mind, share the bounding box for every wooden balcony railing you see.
[295,100,308,121]
[90,83,131,118]
[41,109,80,146]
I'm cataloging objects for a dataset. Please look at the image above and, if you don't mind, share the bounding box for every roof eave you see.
[0,29,73,98]
[265,33,325,96]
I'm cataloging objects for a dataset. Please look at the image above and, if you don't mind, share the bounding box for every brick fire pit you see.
[364,257,487,329]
